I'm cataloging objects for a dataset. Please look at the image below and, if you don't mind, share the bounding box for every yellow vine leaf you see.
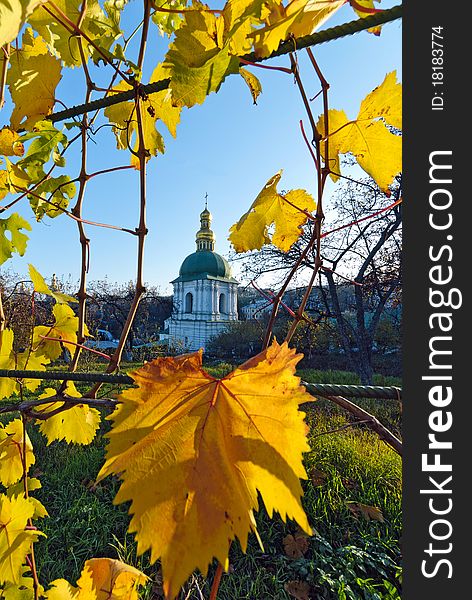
[289,0,345,38]
[14,349,50,393]
[228,170,316,252]
[0,129,24,157]
[223,0,261,56]
[0,160,31,202]
[104,81,180,168]
[45,558,147,600]
[0,330,16,400]
[350,0,382,35]
[44,579,78,600]
[35,383,100,446]
[7,28,62,130]
[0,214,31,266]
[0,495,43,585]
[0,328,49,398]
[32,303,86,361]
[162,4,239,108]
[316,71,402,192]
[249,0,344,58]
[76,558,148,599]
[0,566,44,599]
[0,173,6,202]
[0,0,46,47]
[28,0,122,67]
[239,67,262,103]
[0,420,35,488]
[6,478,48,520]
[97,340,312,599]
[28,264,77,304]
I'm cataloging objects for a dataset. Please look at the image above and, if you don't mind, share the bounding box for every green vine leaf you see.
[28,175,76,220]
[0,0,47,47]
[28,0,123,67]
[17,121,69,184]
[0,214,31,266]
[152,0,189,36]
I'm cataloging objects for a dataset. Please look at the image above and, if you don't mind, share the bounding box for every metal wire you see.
[48,5,402,123]
[0,369,402,400]
[303,382,402,400]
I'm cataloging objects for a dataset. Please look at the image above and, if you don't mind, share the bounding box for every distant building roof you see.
[172,203,238,284]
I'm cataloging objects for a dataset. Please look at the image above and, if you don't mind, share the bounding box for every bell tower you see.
[162,197,239,351]
[195,206,215,251]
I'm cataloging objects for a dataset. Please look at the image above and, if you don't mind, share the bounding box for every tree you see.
[86,279,172,347]
[236,176,402,383]
[207,320,266,358]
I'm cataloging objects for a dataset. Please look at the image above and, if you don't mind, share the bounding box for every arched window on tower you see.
[219,293,227,314]
[185,292,193,313]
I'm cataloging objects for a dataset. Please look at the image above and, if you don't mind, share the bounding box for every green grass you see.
[2,366,402,599]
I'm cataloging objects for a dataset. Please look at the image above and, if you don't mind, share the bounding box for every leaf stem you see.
[38,335,112,360]
[0,43,10,110]
[209,563,224,600]
[239,57,292,74]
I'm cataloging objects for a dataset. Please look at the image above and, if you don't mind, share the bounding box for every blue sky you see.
[2,1,402,295]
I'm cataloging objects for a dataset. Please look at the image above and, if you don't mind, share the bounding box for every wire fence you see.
[0,369,401,400]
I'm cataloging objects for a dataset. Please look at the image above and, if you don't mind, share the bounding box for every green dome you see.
[179,250,232,279]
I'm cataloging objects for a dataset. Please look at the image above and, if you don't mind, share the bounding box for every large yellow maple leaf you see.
[228,170,316,252]
[316,71,402,192]
[97,340,312,599]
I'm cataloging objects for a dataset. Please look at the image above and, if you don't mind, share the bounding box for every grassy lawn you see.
[3,365,402,599]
